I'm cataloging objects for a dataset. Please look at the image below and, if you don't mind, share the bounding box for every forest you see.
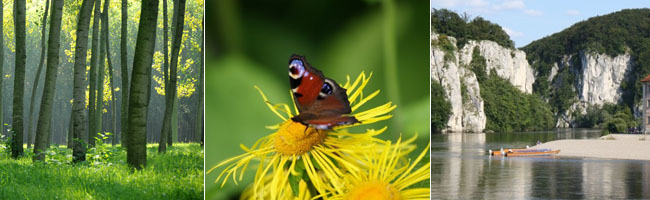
[431,8,514,49]
[523,8,650,132]
[0,0,204,198]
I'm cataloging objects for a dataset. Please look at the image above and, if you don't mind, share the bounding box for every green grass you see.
[0,143,203,199]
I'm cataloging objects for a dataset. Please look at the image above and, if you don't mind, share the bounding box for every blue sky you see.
[431,0,649,48]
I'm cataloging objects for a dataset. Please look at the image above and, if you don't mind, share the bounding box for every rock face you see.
[550,51,633,127]
[459,67,486,132]
[431,33,635,130]
[459,40,536,94]
[431,33,533,132]
[576,51,632,107]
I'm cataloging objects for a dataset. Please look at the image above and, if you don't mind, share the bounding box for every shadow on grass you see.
[0,143,203,199]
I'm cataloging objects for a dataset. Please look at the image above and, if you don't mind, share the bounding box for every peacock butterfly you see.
[288,54,359,129]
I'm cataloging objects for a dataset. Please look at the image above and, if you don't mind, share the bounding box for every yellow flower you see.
[325,136,431,200]
[240,173,313,200]
[207,72,397,199]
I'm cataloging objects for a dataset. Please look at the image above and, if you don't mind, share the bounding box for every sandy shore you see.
[532,134,650,160]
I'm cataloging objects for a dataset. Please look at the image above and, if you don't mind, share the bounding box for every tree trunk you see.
[166,0,178,147]
[32,0,63,161]
[96,0,108,145]
[101,0,117,147]
[11,0,27,159]
[196,15,203,145]
[67,110,73,148]
[120,0,129,147]
[127,0,159,169]
[171,97,177,143]
[158,0,169,152]
[27,0,51,149]
[160,0,185,152]
[72,0,95,162]
[88,0,101,146]
[0,0,4,138]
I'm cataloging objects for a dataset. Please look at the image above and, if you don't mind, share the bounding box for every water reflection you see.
[431,129,650,199]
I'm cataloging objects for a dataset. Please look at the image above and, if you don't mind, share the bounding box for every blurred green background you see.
[205,0,429,199]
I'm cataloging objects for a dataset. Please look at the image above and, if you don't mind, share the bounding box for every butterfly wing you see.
[288,54,359,129]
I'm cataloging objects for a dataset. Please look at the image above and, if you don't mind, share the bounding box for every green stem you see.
[216,0,242,54]
[382,0,401,132]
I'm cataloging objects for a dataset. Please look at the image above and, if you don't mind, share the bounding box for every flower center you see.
[274,121,328,155]
[345,181,401,200]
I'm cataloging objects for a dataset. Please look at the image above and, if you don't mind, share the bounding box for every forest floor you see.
[0,143,203,199]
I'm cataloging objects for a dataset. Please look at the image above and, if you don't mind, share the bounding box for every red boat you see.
[505,149,560,157]
[489,148,558,156]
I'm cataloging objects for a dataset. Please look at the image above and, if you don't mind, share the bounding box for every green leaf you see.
[309,156,321,170]
[288,168,304,197]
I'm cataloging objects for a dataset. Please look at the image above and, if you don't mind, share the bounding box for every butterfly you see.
[288,54,359,129]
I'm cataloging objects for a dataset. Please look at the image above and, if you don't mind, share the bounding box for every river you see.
[430,129,650,199]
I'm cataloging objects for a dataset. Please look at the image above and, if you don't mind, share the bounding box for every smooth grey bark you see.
[158,0,169,152]
[33,0,63,162]
[160,0,185,152]
[167,0,179,146]
[88,0,101,146]
[0,0,4,138]
[95,0,108,145]
[196,15,204,145]
[67,111,72,148]
[101,0,117,146]
[120,0,128,146]
[127,0,159,169]
[27,0,51,149]
[11,0,26,159]
[72,0,95,162]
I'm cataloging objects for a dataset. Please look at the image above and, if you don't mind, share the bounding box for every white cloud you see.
[493,0,525,11]
[503,27,523,37]
[567,9,580,16]
[524,9,543,16]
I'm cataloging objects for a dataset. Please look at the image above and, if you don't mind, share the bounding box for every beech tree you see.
[33,0,64,162]
[120,0,129,146]
[159,0,186,152]
[11,0,26,159]
[72,0,95,162]
[127,0,159,169]
[88,0,101,146]
[0,0,4,138]
[27,0,50,149]
[158,0,169,152]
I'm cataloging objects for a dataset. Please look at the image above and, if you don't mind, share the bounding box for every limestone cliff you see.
[431,32,534,132]
[552,51,633,127]
[459,40,535,94]
[576,51,632,107]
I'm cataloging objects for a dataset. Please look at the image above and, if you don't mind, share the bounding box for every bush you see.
[431,80,452,133]
[468,47,487,83]
[481,70,554,132]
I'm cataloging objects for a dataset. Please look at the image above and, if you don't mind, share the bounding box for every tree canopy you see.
[523,8,650,116]
[431,8,514,48]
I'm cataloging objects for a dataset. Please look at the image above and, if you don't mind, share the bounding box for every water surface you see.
[431,129,650,199]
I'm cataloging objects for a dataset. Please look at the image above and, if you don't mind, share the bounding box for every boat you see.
[489,148,526,156]
[505,150,560,157]
[489,148,555,156]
